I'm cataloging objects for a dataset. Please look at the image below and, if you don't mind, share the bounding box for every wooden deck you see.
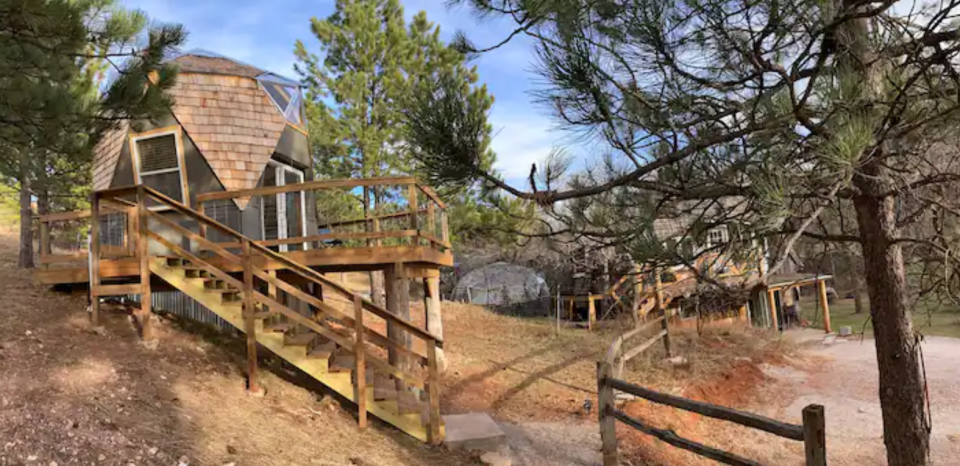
[36,244,452,285]
[35,176,452,286]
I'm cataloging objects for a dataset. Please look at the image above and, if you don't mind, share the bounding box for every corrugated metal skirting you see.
[125,291,235,331]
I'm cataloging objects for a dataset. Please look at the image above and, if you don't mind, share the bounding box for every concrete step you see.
[443,413,507,451]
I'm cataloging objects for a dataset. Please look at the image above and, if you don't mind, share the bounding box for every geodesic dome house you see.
[453,262,550,313]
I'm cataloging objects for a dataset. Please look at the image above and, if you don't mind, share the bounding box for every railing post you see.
[427,198,436,238]
[89,193,101,326]
[198,201,207,257]
[597,361,619,466]
[39,218,50,270]
[441,210,449,247]
[127,205,138,257]
[802,404,826,466]
[353,295,367,429]
[427,340,442,444]
[242,238,261,394]
[136,186,152,339]
[407,184,418,245]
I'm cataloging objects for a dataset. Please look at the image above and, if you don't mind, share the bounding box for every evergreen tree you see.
[294,0,494,303]
[407,1,960,464]
[0,0,185,267]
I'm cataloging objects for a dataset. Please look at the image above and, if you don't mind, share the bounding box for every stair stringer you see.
[149,258,430,442]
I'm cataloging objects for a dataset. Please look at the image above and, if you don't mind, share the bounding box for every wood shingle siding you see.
[169,73,287,209]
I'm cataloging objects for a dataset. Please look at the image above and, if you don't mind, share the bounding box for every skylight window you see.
[258,75,305,129]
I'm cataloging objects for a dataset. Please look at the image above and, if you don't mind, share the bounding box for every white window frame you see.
[130,127,187,210]
[261,160,308,252]
[705,225,729,249]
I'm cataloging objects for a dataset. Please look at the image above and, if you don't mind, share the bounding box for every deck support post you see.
[136,187,153,339]
[423,276,445,371]
[353,295,367,429]
[767,288,779,332]
[426,341,442,444]
[89,193,101,326]
[588,296,597,331]
[818,280,832,334]
[242,238,261,394]
[385,262,411,392]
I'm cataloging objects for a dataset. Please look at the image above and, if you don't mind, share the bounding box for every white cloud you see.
[488,108,559,181]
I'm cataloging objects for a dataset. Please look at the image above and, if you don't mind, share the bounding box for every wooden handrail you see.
[133,184,441,345]
[195,176,419,202]
[39,210,91,222]
[417,185,447,209]
[257,229,419,247]
[323,209,429,229]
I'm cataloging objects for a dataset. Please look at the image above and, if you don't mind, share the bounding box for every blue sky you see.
[122,0,576,185]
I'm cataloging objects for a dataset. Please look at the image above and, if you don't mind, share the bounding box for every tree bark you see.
[18,152,34,269]
[853,276,864,314]
[854,172,929,466]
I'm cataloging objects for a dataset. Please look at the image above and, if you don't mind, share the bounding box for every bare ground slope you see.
[0,233,474,466]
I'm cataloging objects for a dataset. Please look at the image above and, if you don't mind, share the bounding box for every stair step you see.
[264,322,292,333]
[307,341,336,360]
[202,278,226,289]
[243,310,273,320]
[284,333,316,346]
[165,257,184,267]
[206,288,241,294]
[330,354,355,373]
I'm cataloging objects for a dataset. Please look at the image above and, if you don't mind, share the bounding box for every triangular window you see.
[259,77,305,128]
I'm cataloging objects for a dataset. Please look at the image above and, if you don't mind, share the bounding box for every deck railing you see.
[194,176,450,254]
[91,184,445,443]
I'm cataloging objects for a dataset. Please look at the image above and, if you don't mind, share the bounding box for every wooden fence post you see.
[353,295,367,430]
[242,238,260,394]
[654,268,672,357]
[597,361,619,466]
[802,404,826,466]
[90,193,101,326]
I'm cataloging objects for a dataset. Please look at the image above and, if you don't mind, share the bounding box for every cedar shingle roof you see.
[171,53,265,79]
[92,121,129,191]
[168,72,287,209]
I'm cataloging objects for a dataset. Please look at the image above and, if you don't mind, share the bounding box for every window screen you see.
[137,134,179,172]
[205,199,241,243]
[260,80,304,127]
[136,133,183,203]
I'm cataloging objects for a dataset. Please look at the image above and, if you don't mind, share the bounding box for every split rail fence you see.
[597,313,827,466]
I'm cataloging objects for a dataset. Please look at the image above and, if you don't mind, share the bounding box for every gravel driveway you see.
[768,330,960,465]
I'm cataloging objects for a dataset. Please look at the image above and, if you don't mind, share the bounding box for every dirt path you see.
[765,330,960,465]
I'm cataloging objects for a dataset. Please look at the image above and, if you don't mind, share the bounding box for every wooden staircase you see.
[91,185,444,443]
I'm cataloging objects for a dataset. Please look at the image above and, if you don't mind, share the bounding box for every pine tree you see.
[407,1,960,464]
[294,0,494,303]
[0,0,185,268]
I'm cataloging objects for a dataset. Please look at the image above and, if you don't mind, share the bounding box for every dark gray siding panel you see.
[275,125,310,167]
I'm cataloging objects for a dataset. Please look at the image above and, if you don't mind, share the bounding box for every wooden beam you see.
[417,185,447,209]
[89,195,101,326]
[610,409,765,466]
[354,295,367,430]
[137,187,153,340]
[40,210,91,222]
[605,377,805,440]
[196,176,418,202]
[93,284,143,297]
[621,330,668,362]
[242,239,260,394]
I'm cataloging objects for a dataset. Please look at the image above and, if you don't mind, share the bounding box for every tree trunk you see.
[853,276,864,314]
[18,153,34,269]
[839,3,930,462]
[854,173,929,466]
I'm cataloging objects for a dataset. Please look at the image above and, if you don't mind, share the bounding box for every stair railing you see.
[94,185,444,443]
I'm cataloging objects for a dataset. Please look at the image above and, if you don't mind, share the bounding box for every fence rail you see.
[597,355,826,466]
